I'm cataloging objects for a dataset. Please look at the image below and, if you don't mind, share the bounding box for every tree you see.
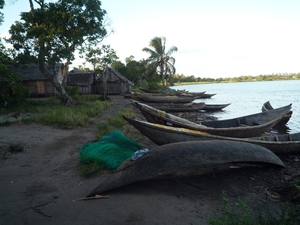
[125,58,148,86]
[142,36,178,88]
[6,0,107,105]
[111,60,127,76]
[0,0,4,25]
[0,39,30,106]
[80,44,118,100]
[80,44,118,73]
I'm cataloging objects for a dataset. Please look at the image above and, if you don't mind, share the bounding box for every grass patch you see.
[0,97,111,128]
[208,191,300,225]
[0,120,12,126]
[96,107,136,138]
[78,160,106,177]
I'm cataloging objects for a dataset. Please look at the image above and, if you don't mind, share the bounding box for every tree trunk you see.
[52,77,77,105]
[39,63,78,106]
[101,66,109,100]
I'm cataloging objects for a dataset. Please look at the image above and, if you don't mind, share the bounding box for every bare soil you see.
[0,95,299,225]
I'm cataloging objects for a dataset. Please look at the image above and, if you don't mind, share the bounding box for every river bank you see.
[0,95,299,225]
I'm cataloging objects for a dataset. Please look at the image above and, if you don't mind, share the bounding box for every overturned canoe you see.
[131,101,292,138]
[262,101,292,125]
[123,116,300,155]
[87,140,284,196]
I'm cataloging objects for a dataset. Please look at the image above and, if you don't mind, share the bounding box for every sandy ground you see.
[0,95,299,225]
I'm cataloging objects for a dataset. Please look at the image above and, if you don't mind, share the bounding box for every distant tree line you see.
[172,73,300,84]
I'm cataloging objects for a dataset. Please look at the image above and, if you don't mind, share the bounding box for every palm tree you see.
[142,37,178,88]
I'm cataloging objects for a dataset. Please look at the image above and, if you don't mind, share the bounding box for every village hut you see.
[95,67,133,95]
[8,63,63,97]
[67,69,95,94]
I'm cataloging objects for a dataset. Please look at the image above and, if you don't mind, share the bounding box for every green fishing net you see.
[79,130,143,170]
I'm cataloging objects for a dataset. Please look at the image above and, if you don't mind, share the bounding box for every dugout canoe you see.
[139,88,206,98]
[134,92,199,103]
[87,140,284,196]
[131,101,292,138]
[197,93,216,98]
[145,102,228,112]
[262,101,292,125]
[202,103,231,111]
[143,102,206,112]
[178,91,206,98]
[123,116,300,155]
[139,88,162,93]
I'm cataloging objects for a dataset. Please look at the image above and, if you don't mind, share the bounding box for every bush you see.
[0,64,30,107]
[65,85,79,97]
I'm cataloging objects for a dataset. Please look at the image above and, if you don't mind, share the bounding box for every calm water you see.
[172,80,300,134]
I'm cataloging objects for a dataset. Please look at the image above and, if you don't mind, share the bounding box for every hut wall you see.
[24,81,38,97]
[45,81,56,96]
[78,86,92,94]
[36,81,45,95]
[23,80,56,97]
[94,81,131,95]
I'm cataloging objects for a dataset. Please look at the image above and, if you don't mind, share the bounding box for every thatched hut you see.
[95,67,133,95]
[67,69,95,94]
[8,63,63,97]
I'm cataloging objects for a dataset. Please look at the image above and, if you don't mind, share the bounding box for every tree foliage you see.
[0,39,30,106]
[0,0,4,25]
[6,0,107,105]
[142,36,178,88]
[171,73,300,84]
[111,60,127,77]
[0,64,30,106]
[80,44,118,73]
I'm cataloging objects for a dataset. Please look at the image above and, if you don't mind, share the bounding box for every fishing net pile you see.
[79,130,143,170]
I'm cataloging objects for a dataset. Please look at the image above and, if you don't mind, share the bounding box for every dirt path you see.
[0,96,298,225]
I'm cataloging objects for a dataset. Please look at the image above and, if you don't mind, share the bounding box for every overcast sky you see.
[1,0,300,78]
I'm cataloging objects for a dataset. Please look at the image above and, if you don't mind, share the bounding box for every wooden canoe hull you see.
[262,101,293,125]
[123,116,300,155]
[143,102,206,112]
[139,88,206,97]
[132,101,292,138]
[134,93,198,103]
[197,93,216,98]
[202,103,231,111]
[87,140,284,196]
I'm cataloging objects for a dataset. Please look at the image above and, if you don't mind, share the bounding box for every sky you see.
[1,0,300,78]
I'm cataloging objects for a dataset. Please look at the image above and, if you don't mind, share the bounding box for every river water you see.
[172,80,300,134]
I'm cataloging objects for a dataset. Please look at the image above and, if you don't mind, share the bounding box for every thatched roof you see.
[8,63,63,81]
[67,71,94,86]
[97,67,133,85]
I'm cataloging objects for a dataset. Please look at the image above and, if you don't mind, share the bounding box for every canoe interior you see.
[261,101,293,125]
[201,104,292,128]
[250,132,300,142]
[137,101,291,129]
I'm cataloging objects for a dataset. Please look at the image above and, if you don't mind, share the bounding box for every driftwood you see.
[87,140,284,197]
